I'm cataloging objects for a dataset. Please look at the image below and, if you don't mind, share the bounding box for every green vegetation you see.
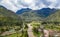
[1,5,60,37]
[2,31,28,37]
[44,10,60,31]
[0,6,24,37]
[4,33,22,37]
[33,28,41,37]
[20,11,43,22]
[0,6,22,30]
[30,21,41,37]
[46,10,60,21]
[41,21,60,31]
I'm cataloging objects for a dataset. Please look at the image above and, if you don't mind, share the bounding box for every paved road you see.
[27,24,35,37]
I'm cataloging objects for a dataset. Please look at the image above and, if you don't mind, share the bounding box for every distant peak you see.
[16,8,56,17]
[0,5,7,9]
[40,8,56,10]
[16,8,32,14]
[20,8,32,10]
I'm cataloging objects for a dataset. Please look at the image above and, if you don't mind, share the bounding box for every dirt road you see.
[27,24,35,37]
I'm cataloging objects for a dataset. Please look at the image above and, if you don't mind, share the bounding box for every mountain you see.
[16,8,32,14]
[0,5,23,26]
[0,6,17,18]
[46,10,60,22]
[20,11,42,22]
[34,8,56,17]
[16,8,56,17]
[16,8,56,22]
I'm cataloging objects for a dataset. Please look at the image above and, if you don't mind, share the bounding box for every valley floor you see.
[0,23,60,37]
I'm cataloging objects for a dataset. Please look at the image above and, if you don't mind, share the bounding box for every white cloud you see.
[0,0,60,13]
[0,0,19,12]
[46,0,57,2]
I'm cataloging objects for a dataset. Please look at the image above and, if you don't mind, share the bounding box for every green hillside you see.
[1,5,60,37]
[40,10,60,31]
[46,10,60,22]
[20,9,60,22]
[20,11,44,22]
[0,6,23,34]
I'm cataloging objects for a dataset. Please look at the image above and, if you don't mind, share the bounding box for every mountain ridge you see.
[0,5,59,22]
[16,8,56,17]
[16,8,57,22]
[0,5,23,26]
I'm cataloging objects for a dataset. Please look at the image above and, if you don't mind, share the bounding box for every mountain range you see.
[0,5,60,22]
[16,8,57,22]
[16,8,56,17]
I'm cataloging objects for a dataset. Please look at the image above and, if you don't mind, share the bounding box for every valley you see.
[0,5,60,37]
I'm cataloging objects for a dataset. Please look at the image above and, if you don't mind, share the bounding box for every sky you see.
[0,0,60,12]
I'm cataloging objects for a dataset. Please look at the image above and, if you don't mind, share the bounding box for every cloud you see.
[0,0,19,12]
[0,0,60,12]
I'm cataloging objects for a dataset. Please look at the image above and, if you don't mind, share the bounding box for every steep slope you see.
[46,10,60,22]
[0,5,23,26]
[34,8,56,17]
[0,6,20,19]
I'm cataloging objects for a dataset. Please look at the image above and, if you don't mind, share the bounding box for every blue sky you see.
[0,0,60,12]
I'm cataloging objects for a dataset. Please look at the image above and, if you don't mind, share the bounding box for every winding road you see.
[27,24,35,37]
